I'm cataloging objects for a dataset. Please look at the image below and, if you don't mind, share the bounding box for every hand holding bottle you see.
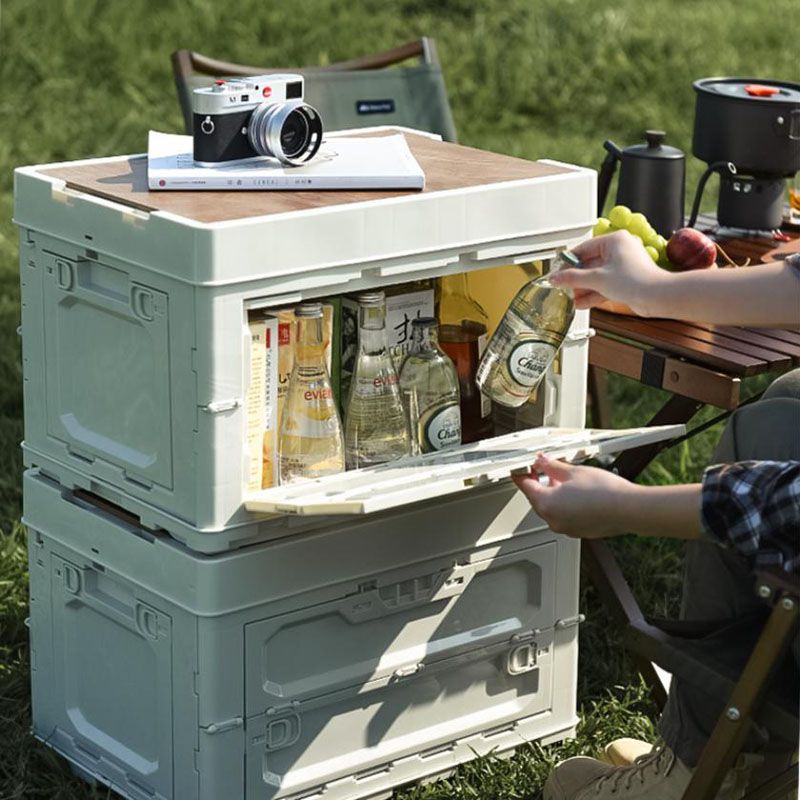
[553,230,800,327]
[549,231,667,316]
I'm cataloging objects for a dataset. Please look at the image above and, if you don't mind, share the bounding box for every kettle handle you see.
[597,141,623,218]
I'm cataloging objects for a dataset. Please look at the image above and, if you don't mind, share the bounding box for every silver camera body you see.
[192,74,323,166]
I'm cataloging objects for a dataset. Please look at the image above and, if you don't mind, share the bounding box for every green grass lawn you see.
[0,0,796,797]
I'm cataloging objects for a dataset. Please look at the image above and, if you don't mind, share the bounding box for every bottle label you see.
[477,332,491,418]
[506,340,556,388]
[353,373,398,398]
[423,404,461,452]
[282,409,339,440]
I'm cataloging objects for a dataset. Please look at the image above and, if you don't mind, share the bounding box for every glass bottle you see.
[344,292,411,469]
[436,273,493,442]
[278,303,344,484]
[475,251,578,408]
[399,318,461,453]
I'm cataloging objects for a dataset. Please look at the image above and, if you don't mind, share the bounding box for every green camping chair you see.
[171,38,458,143]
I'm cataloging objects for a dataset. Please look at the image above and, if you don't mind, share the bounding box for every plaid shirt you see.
[702,460,800,575]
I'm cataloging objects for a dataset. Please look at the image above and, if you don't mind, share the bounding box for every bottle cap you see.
[411,316,438,328]
[356,291,385,306]
[558,250,582,269]
[294,302,323,317]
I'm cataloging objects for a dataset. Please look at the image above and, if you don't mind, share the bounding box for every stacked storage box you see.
[15,129,670,800]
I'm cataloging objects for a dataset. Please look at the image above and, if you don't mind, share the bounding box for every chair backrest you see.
[171,39,458,143]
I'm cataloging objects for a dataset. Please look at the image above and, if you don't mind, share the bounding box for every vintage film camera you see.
[192,74,323,166]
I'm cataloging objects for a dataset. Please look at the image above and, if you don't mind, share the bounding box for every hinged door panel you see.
[244,541,556,718]
[246,628,556,800]
[48,555,173,800]
[245,424,684,515]
[41,252,173,489]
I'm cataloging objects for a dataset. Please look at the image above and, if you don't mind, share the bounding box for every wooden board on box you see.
[39,130,571,224]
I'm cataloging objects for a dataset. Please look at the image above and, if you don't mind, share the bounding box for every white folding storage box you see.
[17,130,684,800]
[14,129,597,553]
[25,468,582,800]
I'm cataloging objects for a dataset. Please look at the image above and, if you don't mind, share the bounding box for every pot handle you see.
[687,161,736,229]
[788,109,800,141]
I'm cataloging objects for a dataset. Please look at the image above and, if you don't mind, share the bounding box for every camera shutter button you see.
[201,116,215,135]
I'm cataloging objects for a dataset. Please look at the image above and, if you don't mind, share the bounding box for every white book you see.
[147,131,425,191]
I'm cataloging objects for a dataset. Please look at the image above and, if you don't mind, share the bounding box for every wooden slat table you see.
[584,219,800,705]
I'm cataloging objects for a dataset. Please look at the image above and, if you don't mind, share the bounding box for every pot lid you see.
[694,77,800,104]
[623,130,685,160]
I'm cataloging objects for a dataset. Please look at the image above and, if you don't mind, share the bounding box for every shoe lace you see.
[594,739,673,795]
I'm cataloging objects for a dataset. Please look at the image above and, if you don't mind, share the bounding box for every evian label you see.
[354,372,398,398]
[507,340,556,388]
[423,403,461,452]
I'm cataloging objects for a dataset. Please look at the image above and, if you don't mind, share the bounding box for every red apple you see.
[666,228,717,271]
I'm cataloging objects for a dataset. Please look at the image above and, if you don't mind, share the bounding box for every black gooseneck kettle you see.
[597,130,686,237]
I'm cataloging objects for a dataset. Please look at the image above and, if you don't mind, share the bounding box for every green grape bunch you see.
[592,205,674,269]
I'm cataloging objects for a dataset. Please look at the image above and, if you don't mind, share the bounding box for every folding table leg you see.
[588,365,612,428]
[583,538,670,707]
[612,394,704,481]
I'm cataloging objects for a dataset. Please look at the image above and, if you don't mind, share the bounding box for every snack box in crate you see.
[14,128,600,552]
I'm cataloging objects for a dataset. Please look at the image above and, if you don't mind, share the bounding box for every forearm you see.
[611,483,704,539]
[642,262,800,327]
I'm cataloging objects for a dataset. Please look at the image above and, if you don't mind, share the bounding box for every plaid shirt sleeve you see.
[701,460,800,575]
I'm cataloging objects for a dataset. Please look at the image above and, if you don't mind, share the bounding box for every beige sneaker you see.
[599,738,653,766]
[544,739,761,800]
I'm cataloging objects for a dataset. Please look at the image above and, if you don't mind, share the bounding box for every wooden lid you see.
[39,130,572,225]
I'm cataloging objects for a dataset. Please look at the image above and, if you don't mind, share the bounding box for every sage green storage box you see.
[25,468,581,800]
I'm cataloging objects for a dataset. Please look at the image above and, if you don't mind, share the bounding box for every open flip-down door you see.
[244,424,684,516]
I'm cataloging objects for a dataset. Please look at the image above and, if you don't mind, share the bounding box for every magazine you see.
[147,131,425,191]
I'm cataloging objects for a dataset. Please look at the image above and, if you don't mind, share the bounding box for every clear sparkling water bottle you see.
[475,251,579,408]
[399,318,461,453]
[278,303,344,484]
[344,292,411,469]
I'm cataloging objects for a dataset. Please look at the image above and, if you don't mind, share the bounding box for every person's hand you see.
[550,230,669,316]
[512,454,635,538]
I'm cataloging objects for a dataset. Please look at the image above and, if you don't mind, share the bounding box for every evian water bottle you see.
[475,251,579,408]
[278,303,344,484]
[344,292,411,469]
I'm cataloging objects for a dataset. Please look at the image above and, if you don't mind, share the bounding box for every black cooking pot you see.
[692,78,800,176]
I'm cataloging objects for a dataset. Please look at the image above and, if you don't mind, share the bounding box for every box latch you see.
[135,601,161,640]
[61,563,82,595]
[506,627,542,675]
[507,642,538,675]
[264,702,302,752]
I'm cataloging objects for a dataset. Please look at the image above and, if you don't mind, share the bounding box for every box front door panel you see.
[246,631,554,800]
[48,554,173,800]
[42,252,173,489]
[244,542,556,718]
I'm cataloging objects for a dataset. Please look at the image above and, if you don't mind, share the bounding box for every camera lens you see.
[248,100,323,166]
[280,109,310,159]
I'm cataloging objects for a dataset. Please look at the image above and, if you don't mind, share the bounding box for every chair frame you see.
[172,38,440,85]
[621,568,799,800]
